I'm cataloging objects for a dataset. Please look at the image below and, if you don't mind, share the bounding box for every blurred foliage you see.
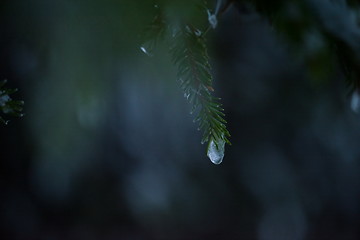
[0,80,23,124]
[240,0,360,89]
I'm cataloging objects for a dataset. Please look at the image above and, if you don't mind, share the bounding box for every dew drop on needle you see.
[207,139,225,164]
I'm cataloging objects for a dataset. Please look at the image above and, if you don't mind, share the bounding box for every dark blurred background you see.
[1,0,360,239]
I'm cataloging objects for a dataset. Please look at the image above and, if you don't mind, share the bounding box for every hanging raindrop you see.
[194,29,202,37]
[207,138,225,164]
[184,92,190,100]
[140,46,153,57]
[207,10,218,29]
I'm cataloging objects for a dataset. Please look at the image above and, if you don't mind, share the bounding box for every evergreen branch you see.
[170,25,230,147]
[140,2,231,162]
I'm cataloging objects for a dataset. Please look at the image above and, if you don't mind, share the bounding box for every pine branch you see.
[140,2,231,163]
[170,25,230,147]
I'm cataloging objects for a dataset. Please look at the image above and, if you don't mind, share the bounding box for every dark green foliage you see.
[0,80,24,124]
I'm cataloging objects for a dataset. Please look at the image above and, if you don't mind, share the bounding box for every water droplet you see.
[184,93,190,99]
[154,4,158,8]
[140,46,152,57]
[207,138,225,164]
[194,29,202,37]
[351,90,360,113]
[207,10,218,29]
